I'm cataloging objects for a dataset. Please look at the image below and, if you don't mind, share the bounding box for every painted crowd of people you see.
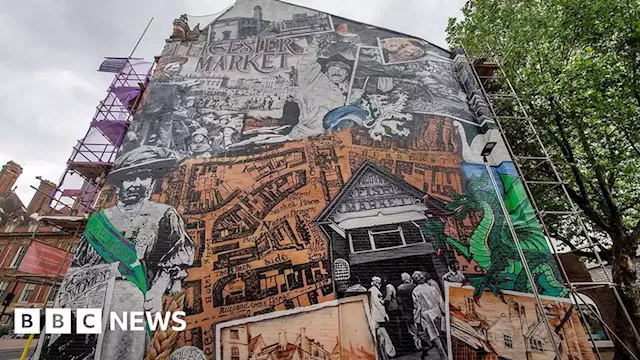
[368,263,467,360]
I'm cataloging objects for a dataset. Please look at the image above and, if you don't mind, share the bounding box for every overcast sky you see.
[0,0,466,205]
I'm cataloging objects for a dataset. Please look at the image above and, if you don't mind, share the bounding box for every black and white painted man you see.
[125,59,201,153]
[73,145,194,360]
[281,94,301,134]
[369,276,397,360]
[318,53,354,98]
[287,37,355,139]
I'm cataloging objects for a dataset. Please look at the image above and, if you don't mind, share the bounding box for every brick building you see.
[558,253,616,359]
[0,161,80,326]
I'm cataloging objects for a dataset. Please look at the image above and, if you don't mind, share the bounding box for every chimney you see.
[27,178,56,215]
[170,15,190,40]
[0,161,23,195]
[279,330,287,349]
[300,327,310,353]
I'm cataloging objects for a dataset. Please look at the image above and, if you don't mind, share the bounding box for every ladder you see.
[461,43,640,359]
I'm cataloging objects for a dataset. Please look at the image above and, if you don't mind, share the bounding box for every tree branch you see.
[564,186,611,232]
[622,126,640,157]
[547,98,592,205]
[633,219,640,241]
[552,228,613,262]
[573,116,622,225]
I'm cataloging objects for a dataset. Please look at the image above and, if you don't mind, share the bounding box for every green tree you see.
[447,0,640,356]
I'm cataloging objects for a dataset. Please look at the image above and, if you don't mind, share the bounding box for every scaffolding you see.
[461,44,640,359]
[40,58,153,224]
[0,57,155,327]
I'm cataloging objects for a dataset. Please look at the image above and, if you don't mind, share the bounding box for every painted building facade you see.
[447,286,595,360]
[35,0,593,359]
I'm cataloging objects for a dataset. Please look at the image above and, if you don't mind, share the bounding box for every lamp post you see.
[481,142,562,360]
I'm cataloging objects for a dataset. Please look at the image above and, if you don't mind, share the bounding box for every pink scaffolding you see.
[43,58,154,219]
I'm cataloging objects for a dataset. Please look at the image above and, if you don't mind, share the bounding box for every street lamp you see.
[481,141,497,157]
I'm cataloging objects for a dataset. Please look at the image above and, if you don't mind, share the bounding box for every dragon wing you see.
[500,173,549,252]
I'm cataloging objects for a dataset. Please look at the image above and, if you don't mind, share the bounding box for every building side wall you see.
[39,0,586,359]
[0,226,77,325]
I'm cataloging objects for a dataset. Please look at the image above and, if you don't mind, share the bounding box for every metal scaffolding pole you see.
[461,41,640,357]
[483,157,563,360]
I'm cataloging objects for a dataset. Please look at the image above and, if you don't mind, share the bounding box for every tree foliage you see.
[447,0,640,356]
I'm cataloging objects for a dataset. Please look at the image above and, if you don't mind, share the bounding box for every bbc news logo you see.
[14,308,186,334]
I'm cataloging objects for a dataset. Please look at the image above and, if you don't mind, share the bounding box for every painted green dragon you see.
[422,173,567,303]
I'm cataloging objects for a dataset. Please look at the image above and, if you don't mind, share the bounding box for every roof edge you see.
[188,0,453,56]
[275,0,452,56]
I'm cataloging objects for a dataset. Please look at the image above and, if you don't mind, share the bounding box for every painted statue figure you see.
[73,145,195,360]
[281,95,301,134]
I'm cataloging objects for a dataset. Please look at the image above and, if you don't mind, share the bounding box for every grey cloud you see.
[0,0,188,202]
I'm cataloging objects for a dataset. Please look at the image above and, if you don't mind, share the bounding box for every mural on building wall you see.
[40,0,577,359]
[422,173,567,302]
[446,285,595,360]
[216,296,376,360]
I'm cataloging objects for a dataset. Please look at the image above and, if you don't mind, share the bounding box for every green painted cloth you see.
[83,210,148,296]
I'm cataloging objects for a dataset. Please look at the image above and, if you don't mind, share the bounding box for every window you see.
[19,284,35,303]
[27,222,39,232]
[68,243,79,255]
[4,223,17,233]
[348,229,372,252]
[9,245,27,268]
[223,30,231,40]
[230,329,239,340]
[348,223,427,254]
[574,294,611,341]
[0,281,8,293]
[369,226,404,249]
[503,334,513,349]
[46,285,60,303]
[231,345,240,360]
[402,222,427,244]
[529,338,544,351]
